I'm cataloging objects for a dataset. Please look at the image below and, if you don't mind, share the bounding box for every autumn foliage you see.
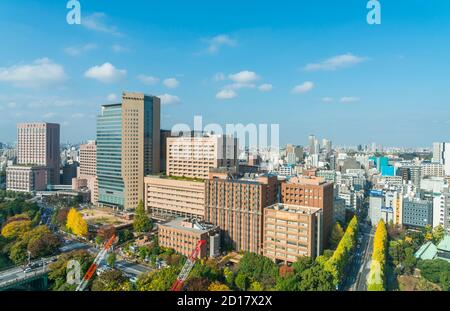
[324,216,359,286]
[66,208,88,237]
[367,219,388,291]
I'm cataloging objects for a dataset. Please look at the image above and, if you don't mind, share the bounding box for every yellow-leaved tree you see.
[66,208,88,237]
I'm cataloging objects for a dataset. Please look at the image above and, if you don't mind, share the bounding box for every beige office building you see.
[6,165,48,192]
[144,175,205,219]
[75,140,98,204]
[16,122,60,185]
[263,203,323,264]
[166,134,238,179]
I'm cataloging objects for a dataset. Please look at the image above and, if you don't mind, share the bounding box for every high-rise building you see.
[97,92,160,210]
[205,169,278,254]
[76,141,98,204]
[322,138,332,155]
[16,122,60,184]
[432,142,450,175]
[167,133,238,179]
[263,203,323,263]
[281,176,334,246]
[160,130,172,174]
[308,135,317,154]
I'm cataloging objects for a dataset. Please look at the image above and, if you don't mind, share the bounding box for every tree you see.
[249,281,263,291]
[27,232,60,258]
[329,222,345,249]
[106,253,116,268]
[91,270,129,291]
[324,216,359,286]
[235,272,250,291]
[208,282,231,291]
[432,225,445,244]
[48,249,94,291]
[223,267,235,287]
[55,207,70,226]
[133,200,152,233]
[237,252,278,289]
[66,208,88,237]
[1,220,32,239]
[185,277,211,291]
[136,267,178,291]
[367,219,388,291]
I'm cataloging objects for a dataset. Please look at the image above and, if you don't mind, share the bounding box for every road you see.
[0,257,55,288]
[59,238,152,279]
[353,226,375,291]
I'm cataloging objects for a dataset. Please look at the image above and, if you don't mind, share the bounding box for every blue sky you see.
[0,0,450,147]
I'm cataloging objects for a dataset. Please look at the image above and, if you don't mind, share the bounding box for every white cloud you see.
[258,84,273,92]
[158,94,180,105]
[64,43,97,56]
[216,89,237,100]
[163,78,180,89]
[107,93,118,102]
[0,58,67,88]
[205,34,237,54]
[304,53,368,71]
[82,13,121,36]
[84,63,126,83]
[111,44,128,53]
[340,96,360,103]
[322,97,334,102]
[228,70,260,84]
[7,102,17,108]
[292,81,314,94]
[138,75,159,85]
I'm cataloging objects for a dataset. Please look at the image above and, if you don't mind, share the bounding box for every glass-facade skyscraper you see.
[97,92,161,210]
[97,103,125,208]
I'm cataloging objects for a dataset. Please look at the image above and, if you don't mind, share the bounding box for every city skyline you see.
[1,1,450,146]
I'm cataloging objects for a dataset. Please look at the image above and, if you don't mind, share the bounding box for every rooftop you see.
[159,217,217,234]
[266,203,321,215]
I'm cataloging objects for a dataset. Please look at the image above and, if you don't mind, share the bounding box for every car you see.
[23,267,33,273]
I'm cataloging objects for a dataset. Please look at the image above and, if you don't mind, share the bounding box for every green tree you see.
[106,252,116,268]
[91,270,129,291]
[133,200,152,233]
[237,252,278,289]
[136,266,178,291]
[48,250,94,291]
[329,222,345,249]
[223,267,235,287]
[235,272,250,291]
[249,280,263,291]
[432,225,445,244]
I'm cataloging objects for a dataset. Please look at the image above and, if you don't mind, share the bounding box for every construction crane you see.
[171,239,206,291]
[75,234,116,291]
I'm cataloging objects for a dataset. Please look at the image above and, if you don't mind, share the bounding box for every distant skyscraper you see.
[432,142,450,175]
[308,135,316,154]
[97,92,160,210]
[16,122,60,185]
[322,138,332,155]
